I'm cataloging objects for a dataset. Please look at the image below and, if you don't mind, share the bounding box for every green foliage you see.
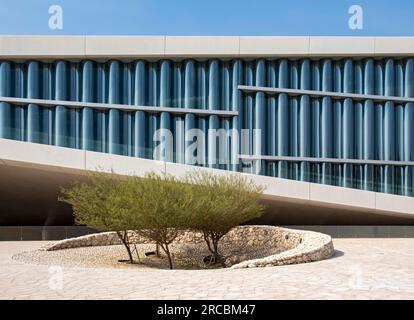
[59,169,265,268]
[59,171,137,263]
[59,172,126,231]
[185,171,265,263]
[121,172,194,269]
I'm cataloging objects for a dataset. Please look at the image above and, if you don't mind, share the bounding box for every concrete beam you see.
[1,138,414,222]
[0,36,413,60]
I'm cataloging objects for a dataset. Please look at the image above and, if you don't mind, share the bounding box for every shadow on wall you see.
[2,159,414,227]
[0,164,82,226]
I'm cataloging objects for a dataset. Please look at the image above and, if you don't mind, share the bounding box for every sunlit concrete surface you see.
[1,36,414,58]
[2,139,414,225]
[0,239,413,299]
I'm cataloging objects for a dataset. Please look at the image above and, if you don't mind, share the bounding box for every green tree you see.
[185,171,265,265]
[121,172,193,269]
[59,172,138,264]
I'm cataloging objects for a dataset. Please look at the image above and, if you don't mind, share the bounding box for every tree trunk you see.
[160,243,174,269]
[202,232,224,265]
[156,242,160,257]
[116,231,133,264]
[165,244,173,270]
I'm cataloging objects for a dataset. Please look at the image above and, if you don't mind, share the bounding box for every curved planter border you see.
[231,228,334,269]
[42,226,335,268]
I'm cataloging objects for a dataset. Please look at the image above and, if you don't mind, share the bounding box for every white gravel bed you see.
[13,242,283,270]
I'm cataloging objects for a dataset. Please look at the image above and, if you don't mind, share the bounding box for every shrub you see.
[185,171,265,265]
[60,170,265,269]
[121,172,193,269]
[59,172,138,264]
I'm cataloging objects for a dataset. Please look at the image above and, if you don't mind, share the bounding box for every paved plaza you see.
[0,239,413,299]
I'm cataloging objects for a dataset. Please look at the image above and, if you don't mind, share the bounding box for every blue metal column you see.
[208,60,220,168]
[395,61,405,195]
[299,59,311,182]
[108,61,121,155]
[311,61,321,183]
[268,61,277,177]
[354,61,364,189]
[69,64,81,149]
[333,62,343,186]
[14,64,25,141]
[122,65,133,157]
[254,59,266,175]
[278,59,289,179]
[27,61,41,143]
[42,64,54,145]
[197,62,208,167]
[404,58,414,196]
[375,62,385,192]
[363,59,375,191]
[290,61,299,180]
[160,60,172,162]
[134,60,147,158]
[221,62,231,170]
[0,62,12,139]
[82,60,94,151]
[242,62,254,173]
[384,59,395,194]
[148,63,159,160]
[343,59,354,188]
[321,59,333,185]
[55,61,69,147]
[184,60,196,165]
[173,62,184,164]
[231,59,242,172]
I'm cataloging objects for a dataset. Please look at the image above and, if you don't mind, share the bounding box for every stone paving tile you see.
[0,239,413,299]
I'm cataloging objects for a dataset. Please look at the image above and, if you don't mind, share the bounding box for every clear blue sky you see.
[0,0,413,35]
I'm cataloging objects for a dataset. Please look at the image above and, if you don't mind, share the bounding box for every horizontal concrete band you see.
[239,155,414,167]
[239,85,414,104]
[1,138,414,218]
[0,36,414,59]
[0,96,238,117]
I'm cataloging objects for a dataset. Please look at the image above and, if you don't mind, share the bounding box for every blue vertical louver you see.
[0,58,413,196]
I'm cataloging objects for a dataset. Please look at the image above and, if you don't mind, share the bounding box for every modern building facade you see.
[1,36,414,226]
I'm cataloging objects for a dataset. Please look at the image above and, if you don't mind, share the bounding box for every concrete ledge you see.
[1,36,414,59]
[0,138,85,171]
[85,36,165,58]
[309,36,375,56]
[165,36,239,57]
[239,36,309,56]
[85,150,165,176]
[374,37,414,56]
[0,36,85,58]
[1,138,414,222]
[310,183,376,210]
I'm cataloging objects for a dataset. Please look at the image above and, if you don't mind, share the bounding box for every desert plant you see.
[121,172,193,269]
[59,171,138,264]
[185,171,265,265]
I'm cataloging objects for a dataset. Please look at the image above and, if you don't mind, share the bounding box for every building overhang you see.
[1,138,414,225]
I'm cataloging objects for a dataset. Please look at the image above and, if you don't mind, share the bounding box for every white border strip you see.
[0,96,238,117]
[0,36,414,58]
[238,85,414,104]
[239,154,414,167]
